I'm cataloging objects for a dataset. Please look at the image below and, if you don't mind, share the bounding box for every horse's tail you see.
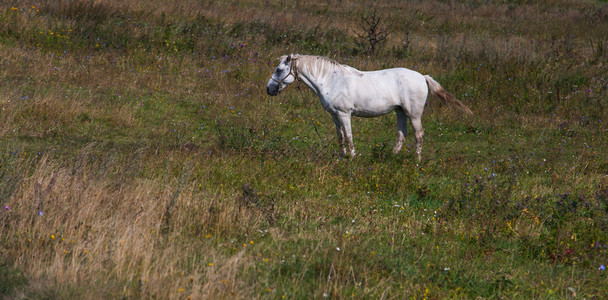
[424,75,473,115]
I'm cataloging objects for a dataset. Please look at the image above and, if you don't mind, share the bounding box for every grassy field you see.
[1,0,607,298]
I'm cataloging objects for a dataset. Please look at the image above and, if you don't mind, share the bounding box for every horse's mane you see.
[291,55,359,78]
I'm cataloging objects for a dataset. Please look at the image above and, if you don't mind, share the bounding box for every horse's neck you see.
[296,64,339,97]
[297,60,360,96]
[296,67,323,96]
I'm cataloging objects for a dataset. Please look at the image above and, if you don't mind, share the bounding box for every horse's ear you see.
[285,54,292,63]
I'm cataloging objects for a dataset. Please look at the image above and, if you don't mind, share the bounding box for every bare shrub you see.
[355,7,389,55]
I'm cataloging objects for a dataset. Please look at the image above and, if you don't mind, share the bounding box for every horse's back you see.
[360,67,428,105]
[338,67,427,117]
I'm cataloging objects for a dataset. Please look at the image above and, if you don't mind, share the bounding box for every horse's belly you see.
[351,92,401,117]
[351,104,396,117]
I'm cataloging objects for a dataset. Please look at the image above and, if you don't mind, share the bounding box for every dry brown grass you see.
[1,155,273,298]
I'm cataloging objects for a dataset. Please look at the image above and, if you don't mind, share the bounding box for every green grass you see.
[1,0,607,298]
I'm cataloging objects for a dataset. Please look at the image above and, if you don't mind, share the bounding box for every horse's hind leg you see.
[410,117,424,161]
[393,108,408,154]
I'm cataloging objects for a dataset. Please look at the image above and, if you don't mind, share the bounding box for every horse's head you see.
[267,54,297,96]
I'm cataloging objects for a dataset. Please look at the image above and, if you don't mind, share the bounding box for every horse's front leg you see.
[331,114,347,157]
[333,113,355,157]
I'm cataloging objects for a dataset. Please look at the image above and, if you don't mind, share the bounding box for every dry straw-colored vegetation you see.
[1,0,608,298]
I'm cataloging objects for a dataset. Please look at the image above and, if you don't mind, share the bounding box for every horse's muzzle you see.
[267,85,279,96]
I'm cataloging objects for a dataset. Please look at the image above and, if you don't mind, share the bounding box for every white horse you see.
[266,54,472,160]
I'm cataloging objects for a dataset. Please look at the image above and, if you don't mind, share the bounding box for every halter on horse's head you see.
[266,54,298,96]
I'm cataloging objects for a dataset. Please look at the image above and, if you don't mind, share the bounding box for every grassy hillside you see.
[1,0,607,298]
